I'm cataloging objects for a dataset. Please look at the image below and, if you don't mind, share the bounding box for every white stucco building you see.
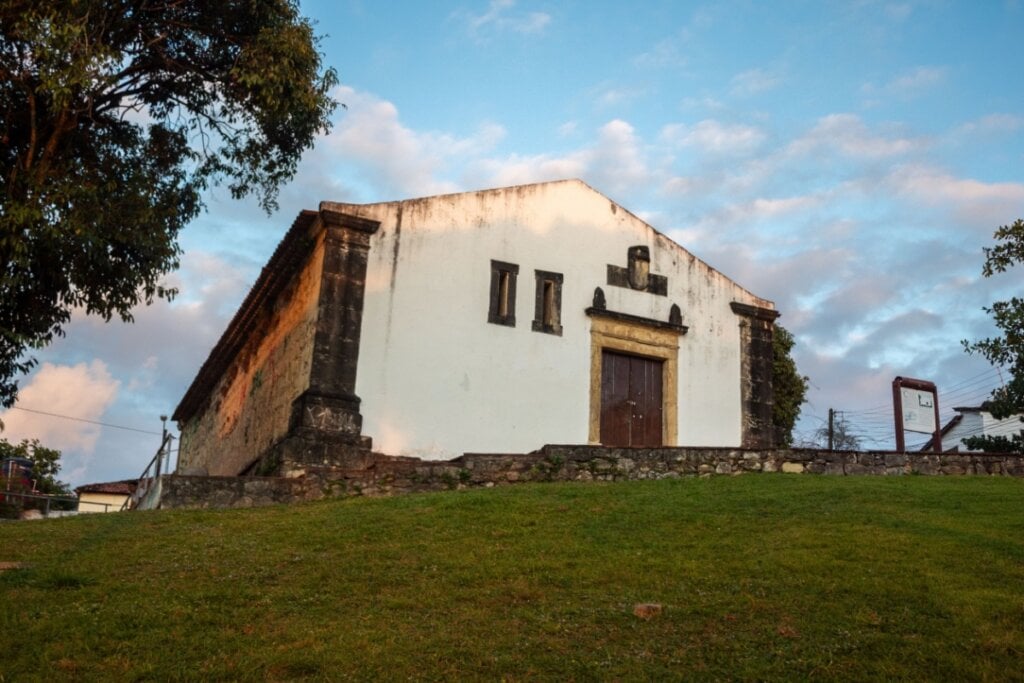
[174,180,780,476]
[924,406,1024,452]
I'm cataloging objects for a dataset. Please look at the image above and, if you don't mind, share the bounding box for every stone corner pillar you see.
[288,208,381,448]
[730,302,780,449]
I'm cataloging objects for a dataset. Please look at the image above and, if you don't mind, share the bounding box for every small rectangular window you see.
[488,260,519,326]
[532,270,563,335]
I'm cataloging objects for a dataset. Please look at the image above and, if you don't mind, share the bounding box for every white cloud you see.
[730,68,782,97]
[885,3,913,21]
[633,39,687,69]
[679,95,727,112]
[476,153,586,188]
[863,66,948,100]
[887,66,947,92]
[477,119,652,197]
[587,120,652,194]
[594,84,647,108]
[1,361,119,454]
[327,85,506,198]
[660,120,766,155]
[787,113,924,159]
[557,121,578,137]
[687,193,825,235]
[886,164,1024,226]
[956,113,1024,135]
[461,0,551,38]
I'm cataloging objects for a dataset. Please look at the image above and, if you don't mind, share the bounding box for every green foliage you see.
[0,437,69,495]
[0,0,338,406]
[0,477,1023,679]
[963,219,1024,453]
[772,325,809,446]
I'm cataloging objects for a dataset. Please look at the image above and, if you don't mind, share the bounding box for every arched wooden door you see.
[599,350,664,447]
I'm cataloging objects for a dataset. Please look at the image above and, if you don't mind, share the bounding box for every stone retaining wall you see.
[150,445,1024,511]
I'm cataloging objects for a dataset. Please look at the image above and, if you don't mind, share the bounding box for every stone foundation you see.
[148,445,1024,511]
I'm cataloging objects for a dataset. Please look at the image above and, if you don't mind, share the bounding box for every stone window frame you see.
[531,269,564,336]
[488,260,519,327]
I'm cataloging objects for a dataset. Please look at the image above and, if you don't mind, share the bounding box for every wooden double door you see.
[599,350,664,447]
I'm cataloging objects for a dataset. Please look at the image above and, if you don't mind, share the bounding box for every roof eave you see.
[171,210,322,422]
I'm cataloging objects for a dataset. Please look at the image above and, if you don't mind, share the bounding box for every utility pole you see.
[828,408,835,451]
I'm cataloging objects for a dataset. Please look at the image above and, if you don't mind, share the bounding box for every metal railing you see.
[0,490,84,516]
[123,425,175,511]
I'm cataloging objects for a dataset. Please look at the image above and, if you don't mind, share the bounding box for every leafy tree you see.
[772,324,809,447]
[962,219,1024,453]
[0,437,70,495]
[1,0,338,407]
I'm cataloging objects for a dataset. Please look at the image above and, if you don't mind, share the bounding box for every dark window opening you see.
[499,271,511,318]
[532,270,563,335]
[543,281,556,326]
[488,260,518,326]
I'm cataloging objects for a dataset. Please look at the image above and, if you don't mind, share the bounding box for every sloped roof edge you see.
[919,414,963,451]
[322,178,774,309]
[172,210,321,422]
[75,479,138,495]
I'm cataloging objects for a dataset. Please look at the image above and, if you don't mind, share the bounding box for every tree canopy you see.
[0,0,338,407]
[772,324,809,447]
[962,218,1024,453]
[0,436,69,495]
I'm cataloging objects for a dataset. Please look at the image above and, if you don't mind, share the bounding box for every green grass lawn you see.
[1,475,1023,681]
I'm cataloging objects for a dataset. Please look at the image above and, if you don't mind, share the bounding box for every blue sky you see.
[3,0,1022,486]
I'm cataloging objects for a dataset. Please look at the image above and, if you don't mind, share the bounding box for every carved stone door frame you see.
[588,315,680,446]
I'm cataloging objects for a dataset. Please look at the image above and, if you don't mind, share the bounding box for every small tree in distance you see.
[0,437,70,496]
[796,412,862,450]
[962,218,1024,453]
[1,437,70,518]
[772,325,809,447]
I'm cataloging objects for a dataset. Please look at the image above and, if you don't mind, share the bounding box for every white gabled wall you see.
[324,180,772,459]
[944,409,1024,451]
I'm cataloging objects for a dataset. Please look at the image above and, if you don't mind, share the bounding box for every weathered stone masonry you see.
[173,208,380,477]
[149,445,1024,510]
[174,211,325,476]
[730,302,779,449]
[286,210,379,448]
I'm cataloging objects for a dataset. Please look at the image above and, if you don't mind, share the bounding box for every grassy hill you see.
[1,475,1023,681]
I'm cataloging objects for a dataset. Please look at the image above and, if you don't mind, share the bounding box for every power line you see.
[7,406,163,436]
[842,367,1005,418]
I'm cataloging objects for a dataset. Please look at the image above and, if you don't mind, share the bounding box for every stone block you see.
[884,453,905,468]
[781,462,804,474]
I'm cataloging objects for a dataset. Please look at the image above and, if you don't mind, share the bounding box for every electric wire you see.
[5,406,164,436]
